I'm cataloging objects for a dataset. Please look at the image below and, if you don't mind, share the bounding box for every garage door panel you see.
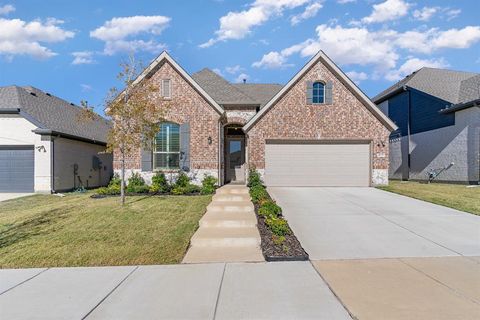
[0,147,34,192]
[265,143,370,187]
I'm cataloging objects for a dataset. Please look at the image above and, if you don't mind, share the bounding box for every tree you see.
[105,55,168,205]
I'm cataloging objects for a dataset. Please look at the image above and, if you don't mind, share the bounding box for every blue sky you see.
[1,0,479,115]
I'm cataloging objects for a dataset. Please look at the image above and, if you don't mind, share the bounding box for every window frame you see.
[162,79,172,99]
[312,81,325,104]
[153,122,180,170]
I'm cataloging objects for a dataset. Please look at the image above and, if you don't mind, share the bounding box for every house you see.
[116,51,397,187]
[373,68,480,184]
[0,86,113,193]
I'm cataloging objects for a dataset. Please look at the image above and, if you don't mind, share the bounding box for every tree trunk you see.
[121,148,125,205]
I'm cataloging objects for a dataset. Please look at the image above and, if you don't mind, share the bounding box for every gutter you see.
[32,129,107,146]
[373,85,408,104]
[440,98,480,114]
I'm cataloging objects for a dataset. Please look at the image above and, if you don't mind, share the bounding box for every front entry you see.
[224,125,246,184]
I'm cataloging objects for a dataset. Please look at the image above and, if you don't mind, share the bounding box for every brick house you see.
[114,51,397,187]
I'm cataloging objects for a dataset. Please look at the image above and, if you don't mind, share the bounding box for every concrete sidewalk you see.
[0,262,351,320]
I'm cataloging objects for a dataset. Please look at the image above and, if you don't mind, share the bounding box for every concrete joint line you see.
[309,261,357,320]
[329,189,463,257]
[399,258,480,306]
[82,266,139,320]
[212,263,227,320]
[0,267,49,296]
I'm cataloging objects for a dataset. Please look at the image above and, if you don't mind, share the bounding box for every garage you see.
[265,141,371,187]
[0,146,34,192]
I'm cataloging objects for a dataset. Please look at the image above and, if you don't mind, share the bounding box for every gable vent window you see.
[162,79,171,98]
[313,81,325,104]
[306,80,333,105]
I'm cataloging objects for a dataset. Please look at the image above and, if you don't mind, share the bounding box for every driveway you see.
[0,193,34,202]
[268,187,480,260]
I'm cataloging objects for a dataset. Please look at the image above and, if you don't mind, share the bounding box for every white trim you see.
[115,51,224,115]
[243,50,398,132]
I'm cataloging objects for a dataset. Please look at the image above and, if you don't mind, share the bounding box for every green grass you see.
[378,181,480,215]
[0,192,211,268]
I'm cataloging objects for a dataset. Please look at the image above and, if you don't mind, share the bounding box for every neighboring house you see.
[373,68,480,184]
[115,51,397,187]
[0,86,113,193]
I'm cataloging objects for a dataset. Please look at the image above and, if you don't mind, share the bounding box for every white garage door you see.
[265,142,371,187]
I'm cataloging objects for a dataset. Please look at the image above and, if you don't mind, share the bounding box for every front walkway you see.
[183,184,263,263]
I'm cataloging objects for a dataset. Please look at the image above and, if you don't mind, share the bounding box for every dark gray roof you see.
[457,74,480,104]
[192,68,282,106]
[0,86,110,143]
[373,68,479,104]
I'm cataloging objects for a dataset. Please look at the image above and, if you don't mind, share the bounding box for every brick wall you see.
[247,58,390,183]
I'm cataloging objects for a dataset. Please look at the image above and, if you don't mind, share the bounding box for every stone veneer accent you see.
[113,60,222,181]
[246,59,390,186]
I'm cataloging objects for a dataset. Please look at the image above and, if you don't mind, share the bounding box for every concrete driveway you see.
[268,187,480,260]
[0,193,34,202]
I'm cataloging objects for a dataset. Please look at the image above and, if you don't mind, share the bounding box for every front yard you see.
[0,193,211,268]
[378,181,480,215]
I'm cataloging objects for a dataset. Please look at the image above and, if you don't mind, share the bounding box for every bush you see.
[128,185,150,194]
[247,168,263,188]
[150,172,170,193]
[127,172,146,193]
[174,172,190,188]
[109,173,121,187]
[95,184,120,195]
[250,185,268,204]
[258,200,282,218]
[201,175,217,195]
[171,184,201,195]
[265,217,290,236]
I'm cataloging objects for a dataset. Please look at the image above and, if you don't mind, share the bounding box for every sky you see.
[1,0,479,115]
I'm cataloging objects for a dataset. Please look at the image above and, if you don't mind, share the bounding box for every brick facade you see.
[246,58,390,184]
[114,61,221,175]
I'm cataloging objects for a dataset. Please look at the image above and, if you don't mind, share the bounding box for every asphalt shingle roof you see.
[192,68,282,106]
[373,67,479,104]
[0,86,110,143]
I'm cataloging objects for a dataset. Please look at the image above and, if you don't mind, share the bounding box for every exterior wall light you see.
[208,136,212,145]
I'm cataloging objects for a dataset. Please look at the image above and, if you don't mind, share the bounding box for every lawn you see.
[0,193,211,268]
[378,181,480,215]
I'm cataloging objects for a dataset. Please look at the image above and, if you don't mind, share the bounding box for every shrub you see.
[201,175,217,195]
[265,217,290,236]
[258,200,282,218]
[128,185,150,194]
[150,172,170,193]
[171,184,200,195]
[95,184,120,195]
[250,185,268,204]
[175,172,190,188]
[247,168,263,188]
[127,172,146,193]
[109,173,121,187]
[273,235,286,245]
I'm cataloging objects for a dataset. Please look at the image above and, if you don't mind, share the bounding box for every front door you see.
[226,137,245,183]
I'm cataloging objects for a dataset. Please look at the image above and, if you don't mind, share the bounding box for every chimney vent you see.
[243,79,246,84]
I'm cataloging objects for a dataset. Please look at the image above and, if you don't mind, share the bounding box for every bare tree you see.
[105,54,167,205]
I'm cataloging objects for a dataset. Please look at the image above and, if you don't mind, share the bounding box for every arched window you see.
[153,122,180,169]
[312,81,325,104]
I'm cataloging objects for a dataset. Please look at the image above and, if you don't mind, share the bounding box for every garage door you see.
[265,142,371,187]
[0,146,34,192]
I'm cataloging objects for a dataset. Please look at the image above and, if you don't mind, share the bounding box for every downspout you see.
[51,136,55,193]
[407,88,411,180]
[218,119,222,186]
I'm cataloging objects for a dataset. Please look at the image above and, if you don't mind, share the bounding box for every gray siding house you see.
[373,68,479,184]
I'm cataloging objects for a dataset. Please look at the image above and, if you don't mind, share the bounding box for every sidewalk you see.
[0,261,351,320]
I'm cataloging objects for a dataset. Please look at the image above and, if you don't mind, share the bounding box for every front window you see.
[153,122,180,169]
[312,81,325,104]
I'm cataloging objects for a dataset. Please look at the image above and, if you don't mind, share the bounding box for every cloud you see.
[346,71,368,84]
[291,1,323,25]
[337,0,356,3]
[71,51,95,65]
[252,51,294,69]
[80,84,93,92]
[212,68,224,76]
[200,0,310,47]
[234,73,250,83]
[362,0,410,24]
[0,17,74,59]
[225,65,243,74]
[385,57,448,81]
[0,4,14,15]
[413,7,438,21]
[90,15,170,55]
[445,8,461,21]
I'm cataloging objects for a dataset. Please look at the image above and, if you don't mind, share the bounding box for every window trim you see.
[312,81,325,104]
[153,122,180,170]
[162,79,172,99]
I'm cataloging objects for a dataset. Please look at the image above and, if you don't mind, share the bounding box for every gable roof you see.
[373,68,479,104]
[232,83,283,107]
[243,50,398,132]
[0,85,110,144]
[122,51,224,115]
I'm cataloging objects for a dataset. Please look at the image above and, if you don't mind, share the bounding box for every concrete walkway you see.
[0,262,351,320]
[183,184,264,263]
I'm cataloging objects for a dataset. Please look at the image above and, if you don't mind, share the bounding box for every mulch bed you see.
[90,192,202,199]
[254,203,309,262]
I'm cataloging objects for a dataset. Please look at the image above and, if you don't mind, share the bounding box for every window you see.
[153,122,180,169]
[312,81,325,104]
[162,79,171,98]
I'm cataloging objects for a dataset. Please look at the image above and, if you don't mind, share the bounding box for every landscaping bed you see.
[248,169,308,261]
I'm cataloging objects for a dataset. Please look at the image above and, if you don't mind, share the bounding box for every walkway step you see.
[207,201,254,213]
[190,227,261,247]
[200,212,257,228]
[182,246,264,263]
[215,187,249,195]
[212,193,251,202]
